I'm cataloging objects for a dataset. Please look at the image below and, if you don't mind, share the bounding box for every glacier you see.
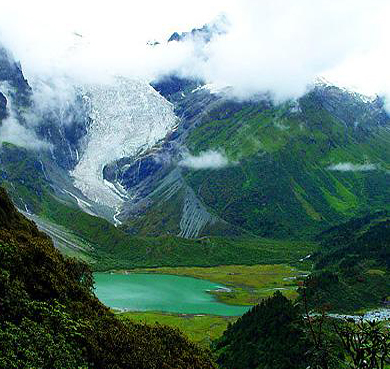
[70,77,177,210]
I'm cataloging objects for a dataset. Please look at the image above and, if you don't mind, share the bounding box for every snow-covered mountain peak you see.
[314,76,378,104]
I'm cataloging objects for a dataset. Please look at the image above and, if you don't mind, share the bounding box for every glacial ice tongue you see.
[70,77,177,208]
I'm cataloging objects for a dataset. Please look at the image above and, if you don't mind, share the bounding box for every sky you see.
[0,0,389,103]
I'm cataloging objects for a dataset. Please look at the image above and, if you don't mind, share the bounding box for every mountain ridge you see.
[119,77,390,239]
[0,42,389,244]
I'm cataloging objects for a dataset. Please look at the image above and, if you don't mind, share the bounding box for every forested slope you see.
[0,187,216,368]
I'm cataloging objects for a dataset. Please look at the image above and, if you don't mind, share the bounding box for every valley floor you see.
[114,264,309,346]
[114,264,309,306]
[117,264,389,349]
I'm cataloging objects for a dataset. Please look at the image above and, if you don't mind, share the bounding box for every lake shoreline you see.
[97,264,306,306]
[94,272,250,316]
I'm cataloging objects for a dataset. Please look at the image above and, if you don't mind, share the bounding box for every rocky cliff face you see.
[34,94,89,170]
[0,92,6,120]
[309,84,389,130]
[0,46,31,106]
[167,15,228,43]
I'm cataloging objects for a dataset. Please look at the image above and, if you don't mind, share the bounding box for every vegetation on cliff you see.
[0,187,216,368]
[300,212,390,312]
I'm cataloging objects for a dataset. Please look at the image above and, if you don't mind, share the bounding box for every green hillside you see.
[180,87,390,239]
[0,187,216,368]
[0,143,313,270]
[299,212,390,312]
[212,291,389,369]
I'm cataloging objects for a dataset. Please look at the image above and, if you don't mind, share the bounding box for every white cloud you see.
[179,150,230,170]
[26,77,82,127]
[0,0,389,105]
[327,162,378,172]
[0,0,230,84]
[0,115,51,150]
[0,85,51,150]
[194,0,388,102]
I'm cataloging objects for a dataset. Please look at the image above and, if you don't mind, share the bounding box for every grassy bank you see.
[119,311,237,347]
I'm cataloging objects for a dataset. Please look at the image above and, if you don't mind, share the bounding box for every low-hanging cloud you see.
[0,114,51,150]
[179,150,230,170]
[0,0,389,106]
[327,162,378,172]
[0,85,51,150]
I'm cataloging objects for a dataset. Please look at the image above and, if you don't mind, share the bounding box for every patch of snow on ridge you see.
[71,77,177,208]
[314,77,378,104]
[191,83,229,95]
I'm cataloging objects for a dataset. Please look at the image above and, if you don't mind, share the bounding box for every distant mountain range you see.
[0,38,389,247]
[126,76,390,239]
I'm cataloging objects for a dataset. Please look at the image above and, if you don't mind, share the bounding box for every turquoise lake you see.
[94,273,250,316]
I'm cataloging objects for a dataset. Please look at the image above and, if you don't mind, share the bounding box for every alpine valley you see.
[0,21,389,369]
